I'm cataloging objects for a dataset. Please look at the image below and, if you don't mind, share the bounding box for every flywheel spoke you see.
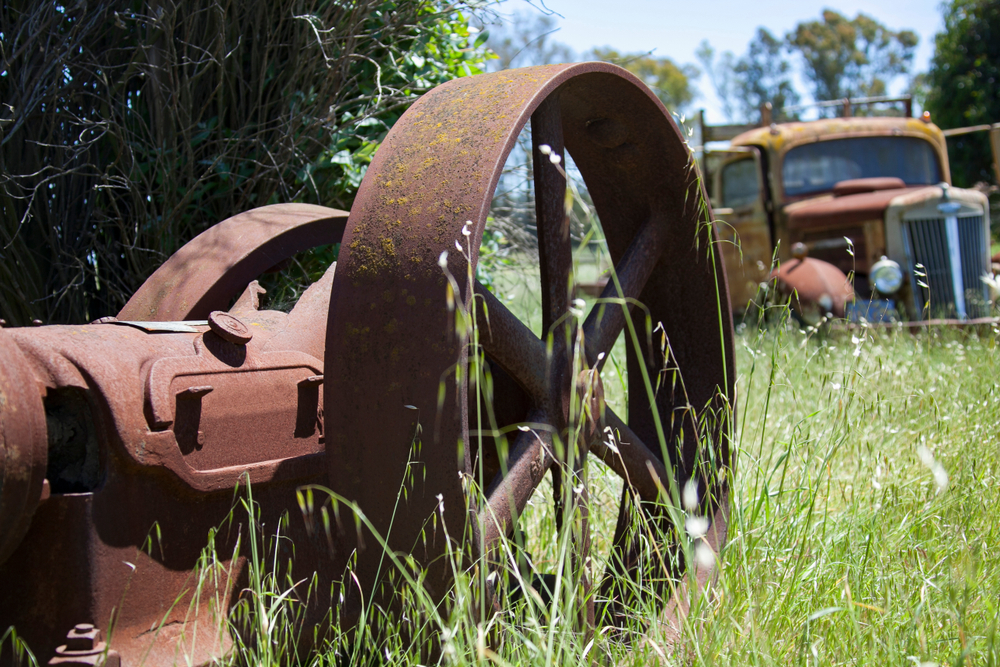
[589,407,672,504]
[582,215,669,368]
[474,282,548,402]
[531,96,578,559]
[480,409,555,553]
[531,96,572,352]
[475,284,675,509]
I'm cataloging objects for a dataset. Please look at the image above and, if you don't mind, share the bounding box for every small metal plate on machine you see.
[112,320,209,333]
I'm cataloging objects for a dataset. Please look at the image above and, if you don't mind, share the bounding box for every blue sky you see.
[490,0,945,122]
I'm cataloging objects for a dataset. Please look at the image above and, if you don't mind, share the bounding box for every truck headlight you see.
[870,256,903,295]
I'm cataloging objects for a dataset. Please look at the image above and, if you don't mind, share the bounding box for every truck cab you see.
[706,105,992,322]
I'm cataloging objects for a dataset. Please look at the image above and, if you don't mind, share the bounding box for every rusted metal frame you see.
[479,409,555,551]
[474,283,671,504]
[0,63,738,661]
[118,203,348,321]
[475,286,596,624]
[590,410,672,505]
[941,122,1000,137]
[532,95,572,347]
[582,214,669,369]
[477,421,595,631]
[1,295,331,664]
[0,329,48,565]
[319,63,735,644]
[474,284,550,401]
[476,413,554,620]
[475,281,591,628]
[532,94,574,540]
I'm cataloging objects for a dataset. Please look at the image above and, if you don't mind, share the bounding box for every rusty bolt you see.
[49,622,121,667]
[208,311,252,345]
[65,623,100,651]
[32,319,43,326]
[791,242,809,260]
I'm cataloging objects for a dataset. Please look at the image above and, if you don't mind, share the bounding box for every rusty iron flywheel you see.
[324,62,736,639]
[0,64,734,663]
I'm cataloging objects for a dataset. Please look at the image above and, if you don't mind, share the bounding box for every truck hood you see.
[786,186,928,232]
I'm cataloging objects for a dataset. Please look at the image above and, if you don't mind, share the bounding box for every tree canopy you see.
[787,10,918,102]
[590,48,700,116]
[925,0,1000,186]
[723,29,800,122]
[699,10,918,123]
[485,10,574,71]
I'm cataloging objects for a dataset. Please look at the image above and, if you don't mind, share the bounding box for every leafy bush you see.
[0,0,491,324]
[926,0,1000,188]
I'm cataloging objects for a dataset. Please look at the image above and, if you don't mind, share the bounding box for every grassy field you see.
[695,322,1000,666]
[204,252,1000,666]
[214,316,1000,666]
[11,252,998,666]
[458,255,1000,666]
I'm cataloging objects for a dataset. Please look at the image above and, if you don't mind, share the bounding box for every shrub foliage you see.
[926,0,1000,188]
[0,0,490,324]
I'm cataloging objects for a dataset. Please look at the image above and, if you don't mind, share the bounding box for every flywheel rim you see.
[324,62,735,643]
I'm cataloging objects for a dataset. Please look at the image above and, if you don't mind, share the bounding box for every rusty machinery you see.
[0,63,735,665]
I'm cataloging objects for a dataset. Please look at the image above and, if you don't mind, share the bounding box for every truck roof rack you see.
[699,95,914,145]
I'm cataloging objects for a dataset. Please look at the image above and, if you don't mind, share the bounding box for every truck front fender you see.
[770,257,854,320]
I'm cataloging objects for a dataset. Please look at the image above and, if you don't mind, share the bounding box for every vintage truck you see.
[700,97,994,323]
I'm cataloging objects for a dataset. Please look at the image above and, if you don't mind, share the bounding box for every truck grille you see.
[903,214,990,319]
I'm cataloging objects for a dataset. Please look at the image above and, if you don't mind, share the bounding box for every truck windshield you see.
[782,136,940,198]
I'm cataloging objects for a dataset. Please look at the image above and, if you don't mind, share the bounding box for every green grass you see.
[480,243,1000,664]
[227,237,1000,665]
[12,259,1000,667]
[199,317,1000,666]
[713,323,1000,666]
[225,247,1000,665]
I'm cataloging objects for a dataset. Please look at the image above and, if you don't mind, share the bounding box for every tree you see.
[484,10,574,70]
[697,31,798,124]
[590,48,700,115]
[733,28,800,121]
[0,0,491,325]
[787,10,918,104]
[925,0,1000,186]
[696,40,739,122]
